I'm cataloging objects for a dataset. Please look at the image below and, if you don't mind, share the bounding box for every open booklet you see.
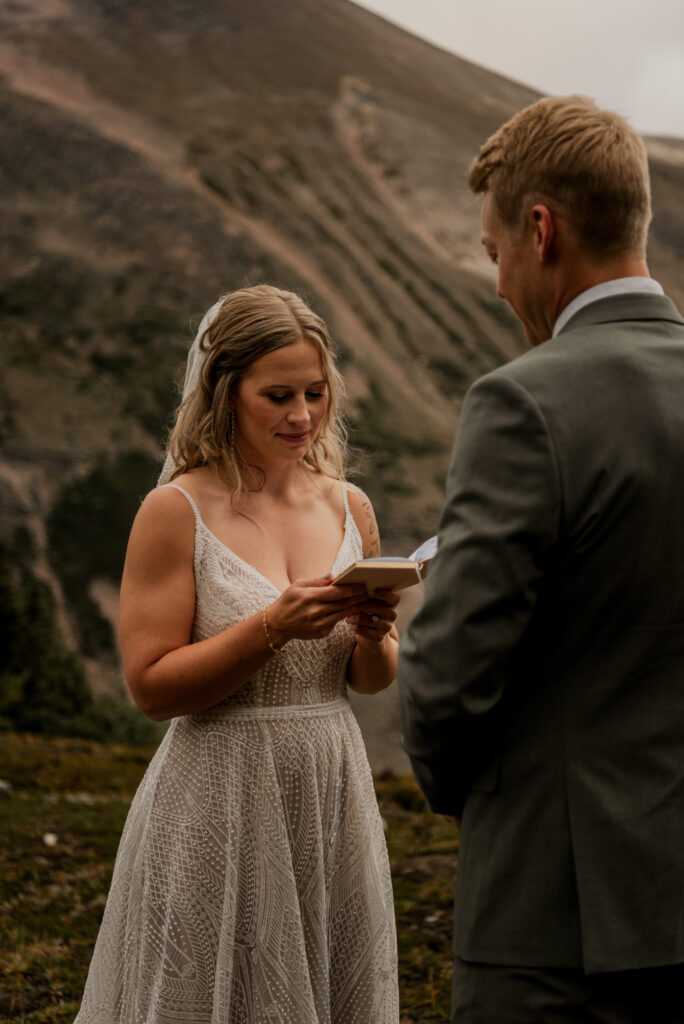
[332,536,438,591]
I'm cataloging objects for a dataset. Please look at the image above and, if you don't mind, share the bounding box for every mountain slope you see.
[1,0,682,703]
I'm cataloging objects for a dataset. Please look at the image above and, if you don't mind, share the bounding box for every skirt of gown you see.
[73,697,399,1024]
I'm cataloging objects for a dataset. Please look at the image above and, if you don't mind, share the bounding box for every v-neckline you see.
[196,506,353,596]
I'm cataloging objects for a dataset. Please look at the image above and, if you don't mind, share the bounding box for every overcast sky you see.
[353,0,684,140]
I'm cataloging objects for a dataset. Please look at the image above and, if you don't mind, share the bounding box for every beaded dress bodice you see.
[170,483,363,711]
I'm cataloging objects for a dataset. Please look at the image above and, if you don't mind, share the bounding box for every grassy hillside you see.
[0,731,458,1023]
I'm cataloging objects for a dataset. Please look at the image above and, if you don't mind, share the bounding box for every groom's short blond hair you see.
[467,95,652,259]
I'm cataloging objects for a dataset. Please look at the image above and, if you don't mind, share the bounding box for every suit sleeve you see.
[397,371,560,815]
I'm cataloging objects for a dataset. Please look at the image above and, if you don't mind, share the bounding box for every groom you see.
[398,95,684,1022]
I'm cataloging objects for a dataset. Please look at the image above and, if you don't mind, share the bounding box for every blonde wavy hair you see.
[163,285,347,500]
[467,95,652,259]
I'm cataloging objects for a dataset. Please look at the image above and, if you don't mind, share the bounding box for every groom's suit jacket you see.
[398,292,684,974]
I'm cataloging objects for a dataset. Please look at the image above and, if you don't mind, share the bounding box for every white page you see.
[409,535,438,562]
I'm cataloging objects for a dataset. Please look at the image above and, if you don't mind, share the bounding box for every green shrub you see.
[73,694,166,746]
[0,537,93,733]
[47,451,160,656]
[0,533,165,746]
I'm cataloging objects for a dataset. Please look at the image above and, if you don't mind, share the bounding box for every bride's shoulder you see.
[134,481,197,530]
[341,481,380,558]
[153,467,224,511]
[344,480,368,498]
[123,483,197,570]
[343,478,371,508]
[138,464,222,523]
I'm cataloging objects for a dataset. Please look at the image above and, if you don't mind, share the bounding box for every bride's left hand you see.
[345,589,400,646]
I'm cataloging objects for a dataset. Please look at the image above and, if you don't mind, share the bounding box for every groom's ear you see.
[530,204,555,262]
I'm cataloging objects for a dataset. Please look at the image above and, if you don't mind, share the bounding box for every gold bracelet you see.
[262,605,283,655]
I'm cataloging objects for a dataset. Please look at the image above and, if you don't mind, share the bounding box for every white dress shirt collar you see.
[552,278,664,338]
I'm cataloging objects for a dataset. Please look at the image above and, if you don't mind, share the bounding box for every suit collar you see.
[553,278,664,336]
[556,292,684,337]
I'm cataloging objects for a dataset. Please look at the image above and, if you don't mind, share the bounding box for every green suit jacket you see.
[398,292,684,973]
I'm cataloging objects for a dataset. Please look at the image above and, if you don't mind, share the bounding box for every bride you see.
[74,285,400,1023]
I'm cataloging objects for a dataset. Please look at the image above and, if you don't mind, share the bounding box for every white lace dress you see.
[74,484,399,1024]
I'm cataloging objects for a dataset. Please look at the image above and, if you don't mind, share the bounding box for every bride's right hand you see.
[265,576,368,645]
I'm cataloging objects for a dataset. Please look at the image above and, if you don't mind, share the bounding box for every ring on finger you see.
[371,614,379,623]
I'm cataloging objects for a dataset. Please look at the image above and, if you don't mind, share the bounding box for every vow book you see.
[333,536,438,591]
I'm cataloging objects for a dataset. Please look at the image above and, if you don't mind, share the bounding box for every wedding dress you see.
[74,480,399,1023]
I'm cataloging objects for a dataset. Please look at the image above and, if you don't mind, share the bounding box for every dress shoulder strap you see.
[162,483,202,524]
[340,480,364,559]
[160,483,205,572]
[341,480,351,517]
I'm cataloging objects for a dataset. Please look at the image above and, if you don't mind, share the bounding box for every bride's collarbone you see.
[204,505,346,586]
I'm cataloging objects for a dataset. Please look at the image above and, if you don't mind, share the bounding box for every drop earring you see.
[228,409,235,448]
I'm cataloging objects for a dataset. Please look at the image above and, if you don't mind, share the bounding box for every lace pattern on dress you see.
[74,479,399,1024]
[165,481,363,710]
